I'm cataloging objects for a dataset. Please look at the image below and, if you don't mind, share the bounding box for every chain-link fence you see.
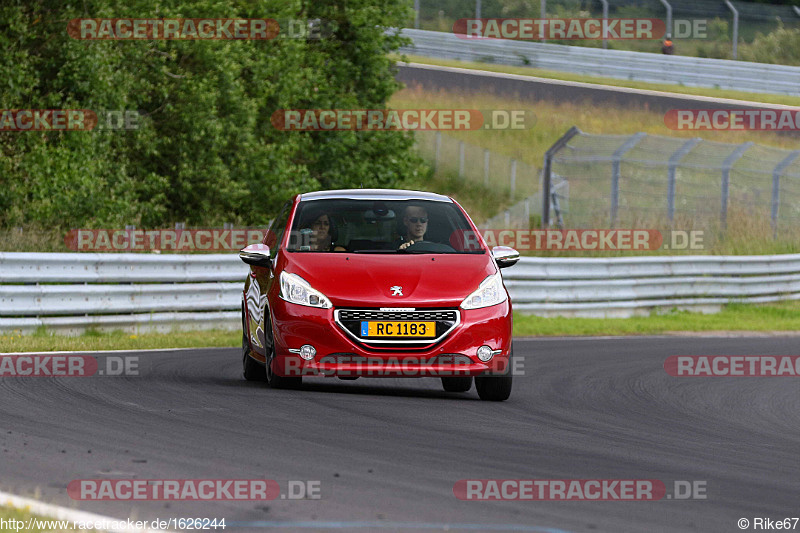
[414,130,540,202]
[542,127,800,236]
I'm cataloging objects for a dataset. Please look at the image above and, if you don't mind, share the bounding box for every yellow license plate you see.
[361,321,435,337]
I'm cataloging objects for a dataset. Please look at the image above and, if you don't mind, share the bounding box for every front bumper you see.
[270,298,512,378]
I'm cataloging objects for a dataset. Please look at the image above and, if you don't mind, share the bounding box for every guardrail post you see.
[720,141,752,227]
[459,141,465,178]
[771,150,800,237]
[658,0,672,39]
[510,159,517,200]
[667,138,702,222]
[610,132,646,225]
[542,126,580,228]
[600,0,609,49]
[434,131,441,173]
[484,149,490,187]
[724,0,739,59]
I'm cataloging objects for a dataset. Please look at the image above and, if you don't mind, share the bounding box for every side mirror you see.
[492,246,520,269]
[239,243,272,268]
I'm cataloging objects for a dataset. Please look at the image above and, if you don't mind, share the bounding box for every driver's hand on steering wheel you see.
[398,240,417,250]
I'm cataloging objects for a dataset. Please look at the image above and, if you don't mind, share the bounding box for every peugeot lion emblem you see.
[390,286,403,296]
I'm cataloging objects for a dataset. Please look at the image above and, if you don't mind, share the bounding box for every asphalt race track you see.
[396,63,799,116]
[1,336,799,532]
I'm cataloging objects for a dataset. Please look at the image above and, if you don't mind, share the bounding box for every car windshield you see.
[285,198,485,254]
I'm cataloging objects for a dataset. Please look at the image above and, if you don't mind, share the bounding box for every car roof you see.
[299,189,453,202]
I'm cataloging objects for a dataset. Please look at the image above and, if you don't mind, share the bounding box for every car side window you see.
[264,201,291,259]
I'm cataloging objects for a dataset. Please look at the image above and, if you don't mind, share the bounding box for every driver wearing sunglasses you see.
[398,205,428,250]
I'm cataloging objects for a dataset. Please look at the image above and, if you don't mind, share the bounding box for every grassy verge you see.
[0,328,239,353]
[390,85,800,169]
[394,54,800,107]
[0,505,98,532]
[1,302,799,353]
[514,301,800,336]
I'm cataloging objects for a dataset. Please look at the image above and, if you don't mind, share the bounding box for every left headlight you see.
[280,271,332,309]
[460,271,507,310]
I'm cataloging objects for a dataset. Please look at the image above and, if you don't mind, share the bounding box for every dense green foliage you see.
[0,0,425,229]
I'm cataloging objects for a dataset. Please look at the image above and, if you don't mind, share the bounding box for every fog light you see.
[477,345,494,362]
[299,344,316,360]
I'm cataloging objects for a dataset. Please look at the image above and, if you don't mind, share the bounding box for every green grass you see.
[514,301,800,336]
[395,54,800,107]
[0,328,239,353]
[0,505,98,532]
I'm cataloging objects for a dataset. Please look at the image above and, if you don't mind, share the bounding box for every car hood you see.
[283,252,496,308]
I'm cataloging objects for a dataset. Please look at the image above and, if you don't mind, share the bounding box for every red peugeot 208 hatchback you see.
[239,189,519,401]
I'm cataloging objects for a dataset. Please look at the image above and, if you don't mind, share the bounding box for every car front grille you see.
[334,308,460,345]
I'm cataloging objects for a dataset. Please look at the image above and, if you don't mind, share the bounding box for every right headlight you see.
[279,271,332,309]
[460,271,507,310]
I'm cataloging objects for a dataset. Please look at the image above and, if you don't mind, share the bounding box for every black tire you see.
[441,376,473,392]
[242,330,266,382]
[475,345,513,401]
[264,318,302,390]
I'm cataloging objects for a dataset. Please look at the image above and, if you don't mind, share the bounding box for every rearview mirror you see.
[491,246,520,269]
[239,243,272,268]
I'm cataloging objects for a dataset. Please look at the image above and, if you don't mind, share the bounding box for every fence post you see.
[542,126,580,228]
[771,151,800,237]
[720,142,752,227]
[510,159,517,200]
[484,149,490,187]
[476,0,481,19]
[459,141,465,178]
[600,0,609,49]
[658,0,672,39]
[724,0,739,59]
[414,0,420,29]
[434,132,441,173]
[667,138,702,222]
[610,132,646,225]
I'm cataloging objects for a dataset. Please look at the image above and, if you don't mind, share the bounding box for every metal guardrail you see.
[398,29,800,96]
[3,252,800,332]
[0,253,247,335]
[503,254,800,317]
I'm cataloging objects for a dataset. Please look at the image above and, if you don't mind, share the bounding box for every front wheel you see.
[475,345,513,401]
[265,320,302,390]
[475,374,512,401]
[242,331,266,382]
[441,376,473,392]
